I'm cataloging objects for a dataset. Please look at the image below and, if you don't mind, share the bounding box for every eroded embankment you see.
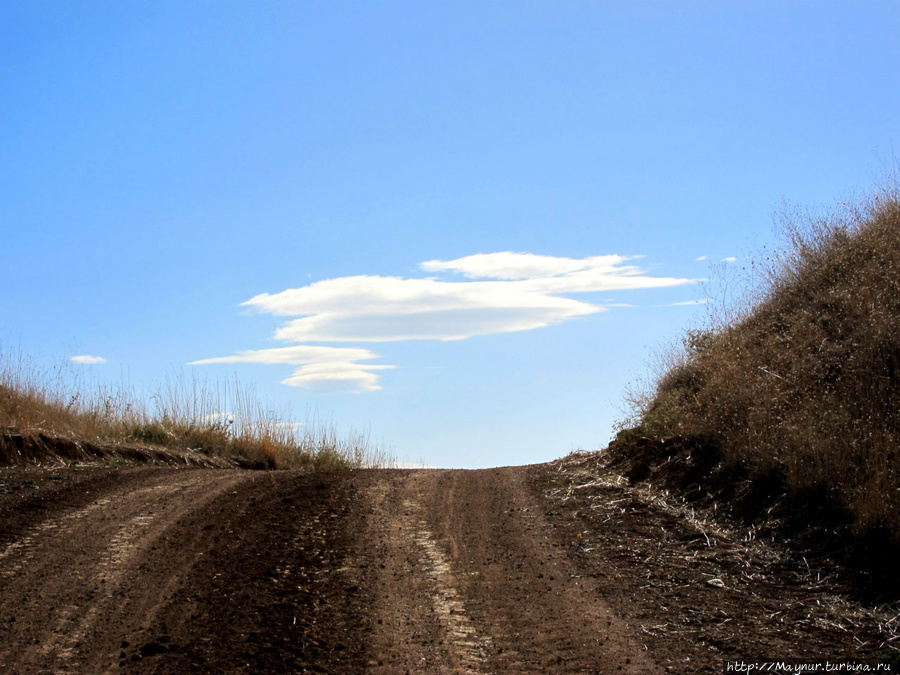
[0,429,232,468]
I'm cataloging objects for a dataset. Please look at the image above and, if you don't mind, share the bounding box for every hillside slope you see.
[613,186,900,598]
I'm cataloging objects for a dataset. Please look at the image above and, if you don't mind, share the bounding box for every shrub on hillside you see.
[619,182,900,593]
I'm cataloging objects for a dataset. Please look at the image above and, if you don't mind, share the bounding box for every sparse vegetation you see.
[0,346,391,469]
[615,178,900,596]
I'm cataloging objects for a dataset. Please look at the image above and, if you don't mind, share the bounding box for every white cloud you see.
[272,302,600,343]
[189,345,394,393]
[695,255,708,261]
[203,412,234,425]
[195,252,698,392]
[243,253,695,343]
[420,252,633,280]
[70,355,106,364]
[659,299,713,307]
[721,256,738,263]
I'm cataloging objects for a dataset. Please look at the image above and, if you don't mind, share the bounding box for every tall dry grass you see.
[0,346,391,470]
[620,180,900,547]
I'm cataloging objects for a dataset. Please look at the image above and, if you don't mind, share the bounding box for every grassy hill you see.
[612,180,900,598]
[0,352,387,470]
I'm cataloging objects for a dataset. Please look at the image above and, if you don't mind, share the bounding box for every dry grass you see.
[617,179,900,594]
[0,347,392,470]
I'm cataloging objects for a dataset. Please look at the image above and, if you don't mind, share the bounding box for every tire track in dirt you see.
[363,476,460,674]
[50,476,248,669]
[421,469,661,675]
[112,470,375,674]
[0,496,114,574]
[403,496,492,673]
[2,462,890,673]
[361,469,661,674]
[0,469,251,673]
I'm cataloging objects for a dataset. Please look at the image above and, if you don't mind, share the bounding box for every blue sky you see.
[2,1,898,468]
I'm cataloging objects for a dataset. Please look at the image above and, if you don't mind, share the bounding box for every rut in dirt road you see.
[0,465,659,674]
[361,469,659,674]
[0,466,375,675]
[1,462,893,674]
[0,469,253,673]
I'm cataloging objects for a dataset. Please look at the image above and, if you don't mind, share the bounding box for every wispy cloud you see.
[195,252,697,392]
[420,252,637,281]
[657,299,713,307]
[721,256,738,263]
[190,345,394,393]
[70,355,106,364]
[243,253,695,343]
[695,255,708,262]
[203,412,234,425]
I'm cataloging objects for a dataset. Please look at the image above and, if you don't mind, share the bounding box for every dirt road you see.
[0,457,895,674]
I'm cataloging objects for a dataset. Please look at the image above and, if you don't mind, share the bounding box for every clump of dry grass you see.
[0,347,391,470]
[617,179,900,593]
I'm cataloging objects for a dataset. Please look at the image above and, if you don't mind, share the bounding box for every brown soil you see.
[0,455,897,674]
[0,430,235,468]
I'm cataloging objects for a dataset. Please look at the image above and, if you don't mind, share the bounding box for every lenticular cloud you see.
[192,252,696,393]
[190,346,394,394]
[242,252,692,343]
[420,252,633,280]
[70,355,106,364]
